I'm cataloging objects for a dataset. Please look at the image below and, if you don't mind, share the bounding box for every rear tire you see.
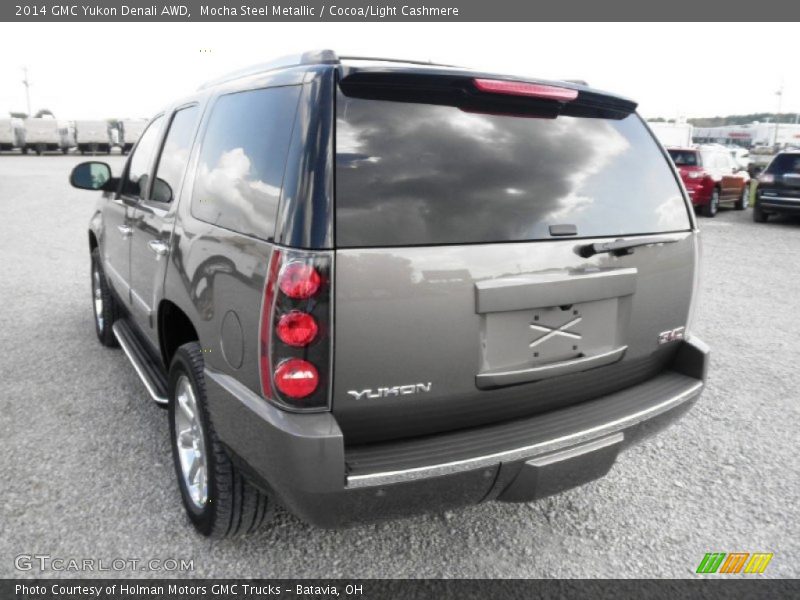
[753,204,768,223]
[701,188,719,217]
[735,184,749,210]
[168,342,273,538]
[90,248,120,347]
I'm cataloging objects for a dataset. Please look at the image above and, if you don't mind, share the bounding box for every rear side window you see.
[191,85,300,240]
[122,116,164,199]
[336,92,691,247]
[766,153,800,175]
[151,105,199,203]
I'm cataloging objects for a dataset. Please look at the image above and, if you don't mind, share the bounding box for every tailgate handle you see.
[475,346,627,389]
[475,268,636,314]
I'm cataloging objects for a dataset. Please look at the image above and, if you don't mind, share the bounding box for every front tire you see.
[735,184,749,210]
[90,248,119,347]
[701,188,719,217]
[753,203,768,223]
[168,342,272,538]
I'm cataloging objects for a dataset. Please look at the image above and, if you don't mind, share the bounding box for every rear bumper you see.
[205,337,708,528]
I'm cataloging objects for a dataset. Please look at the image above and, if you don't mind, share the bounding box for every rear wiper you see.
[578,235,679,258]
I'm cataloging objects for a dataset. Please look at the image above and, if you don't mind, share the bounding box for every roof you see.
[196,50,633,111]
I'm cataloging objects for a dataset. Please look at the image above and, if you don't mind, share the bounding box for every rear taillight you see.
[276,311,318,347]
[259,249,332,411]
[473,78,579,102]
[274,359,319,399]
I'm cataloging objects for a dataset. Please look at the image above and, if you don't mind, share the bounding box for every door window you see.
[121,116,164,199]
[151,106,200,203]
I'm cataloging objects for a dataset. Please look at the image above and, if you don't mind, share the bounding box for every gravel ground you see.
[0,155,798,579]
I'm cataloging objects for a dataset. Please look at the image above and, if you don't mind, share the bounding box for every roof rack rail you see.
[198,49,339,90]
[339,55,459,68]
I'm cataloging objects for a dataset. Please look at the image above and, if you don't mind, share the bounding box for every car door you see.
[129,105,200,349]
[718,151,738,199]
[102,116,164,306]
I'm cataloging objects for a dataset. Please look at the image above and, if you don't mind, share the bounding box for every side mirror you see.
[70,161,113,191]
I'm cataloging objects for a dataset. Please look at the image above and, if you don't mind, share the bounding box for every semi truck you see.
[119,119,147,154]
[647,121,694,148]
[22,118,61,154]
[0,118,24,151]
[75,120,111,154]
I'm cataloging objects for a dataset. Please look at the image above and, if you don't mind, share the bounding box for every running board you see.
[112,320,168,405]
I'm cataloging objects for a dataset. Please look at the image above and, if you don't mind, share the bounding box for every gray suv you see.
[70,50,708,537]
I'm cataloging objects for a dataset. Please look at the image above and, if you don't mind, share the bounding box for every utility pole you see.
[773,83,783,148]
[22,66,32,117]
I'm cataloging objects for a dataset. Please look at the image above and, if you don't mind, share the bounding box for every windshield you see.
[766,153,800,175]
[335,91,691,247]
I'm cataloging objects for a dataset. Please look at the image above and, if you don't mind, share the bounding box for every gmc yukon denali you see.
[69,50,709,537]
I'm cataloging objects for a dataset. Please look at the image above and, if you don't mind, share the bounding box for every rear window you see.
[766,153,800,175]
[668,149,699,167]
[336,92,691,247]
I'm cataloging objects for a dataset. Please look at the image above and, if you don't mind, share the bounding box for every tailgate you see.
[334,234,696,443]
[331,71,695,444]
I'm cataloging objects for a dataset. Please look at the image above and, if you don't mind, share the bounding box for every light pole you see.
[773,84,783,147]
[22,66,32,117]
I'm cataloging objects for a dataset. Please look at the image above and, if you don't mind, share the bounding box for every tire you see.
[21,146,28,155]
[753,204,768,223]
[735,184,749,210]
[90,248,120,347]
[701,188,719,217]
[168,342,273,538]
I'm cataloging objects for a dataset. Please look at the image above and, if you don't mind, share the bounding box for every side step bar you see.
[112,320,168,405]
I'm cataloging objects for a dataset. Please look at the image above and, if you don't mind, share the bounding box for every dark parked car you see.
[753,151,800,222]
[667,145,751,217]
[70,50,708,537]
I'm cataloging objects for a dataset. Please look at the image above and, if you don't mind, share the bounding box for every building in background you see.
[693,121,800,148]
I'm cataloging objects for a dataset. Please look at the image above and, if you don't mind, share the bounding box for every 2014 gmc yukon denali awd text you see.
[69,50,709,537]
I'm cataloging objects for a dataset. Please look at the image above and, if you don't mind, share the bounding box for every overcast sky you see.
[0,22,796,121]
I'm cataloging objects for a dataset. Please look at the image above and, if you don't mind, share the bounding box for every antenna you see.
[22,66,32,117]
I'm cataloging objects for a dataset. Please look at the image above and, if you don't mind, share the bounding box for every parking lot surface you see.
[0,155,798,578]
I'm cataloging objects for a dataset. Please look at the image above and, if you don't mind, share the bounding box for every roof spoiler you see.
[339,71,638,120]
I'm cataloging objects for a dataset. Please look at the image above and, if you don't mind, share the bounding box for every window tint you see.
[668,150,698,166]
[766,153,800,175]
[191,85,300,240]
[336,93,691,247]
[122,116,164,199]
[151,106,199,203]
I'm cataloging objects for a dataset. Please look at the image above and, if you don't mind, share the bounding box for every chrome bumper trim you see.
[346,379,703,489]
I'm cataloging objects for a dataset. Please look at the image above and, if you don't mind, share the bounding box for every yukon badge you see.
[348,383,432,401]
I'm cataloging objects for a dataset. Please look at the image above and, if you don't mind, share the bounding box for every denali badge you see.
[658,326,686,345]
[347,383,432,400]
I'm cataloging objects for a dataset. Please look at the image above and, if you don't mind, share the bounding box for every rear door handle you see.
[147,239,169,257]
[117,225,132,237]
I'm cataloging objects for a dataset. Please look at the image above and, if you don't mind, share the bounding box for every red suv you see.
[667,146,751,217]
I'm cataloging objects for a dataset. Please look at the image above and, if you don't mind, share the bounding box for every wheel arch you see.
[158,299,200,370]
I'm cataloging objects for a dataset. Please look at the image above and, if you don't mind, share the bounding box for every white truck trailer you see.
[119,119,147,154]
[75,120,111,154]
[0,118,25,151]
[23,118,61,154]
[647,121,694,148]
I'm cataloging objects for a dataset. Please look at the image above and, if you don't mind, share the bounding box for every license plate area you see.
[481,299,620,371]
[474,268,636,388]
